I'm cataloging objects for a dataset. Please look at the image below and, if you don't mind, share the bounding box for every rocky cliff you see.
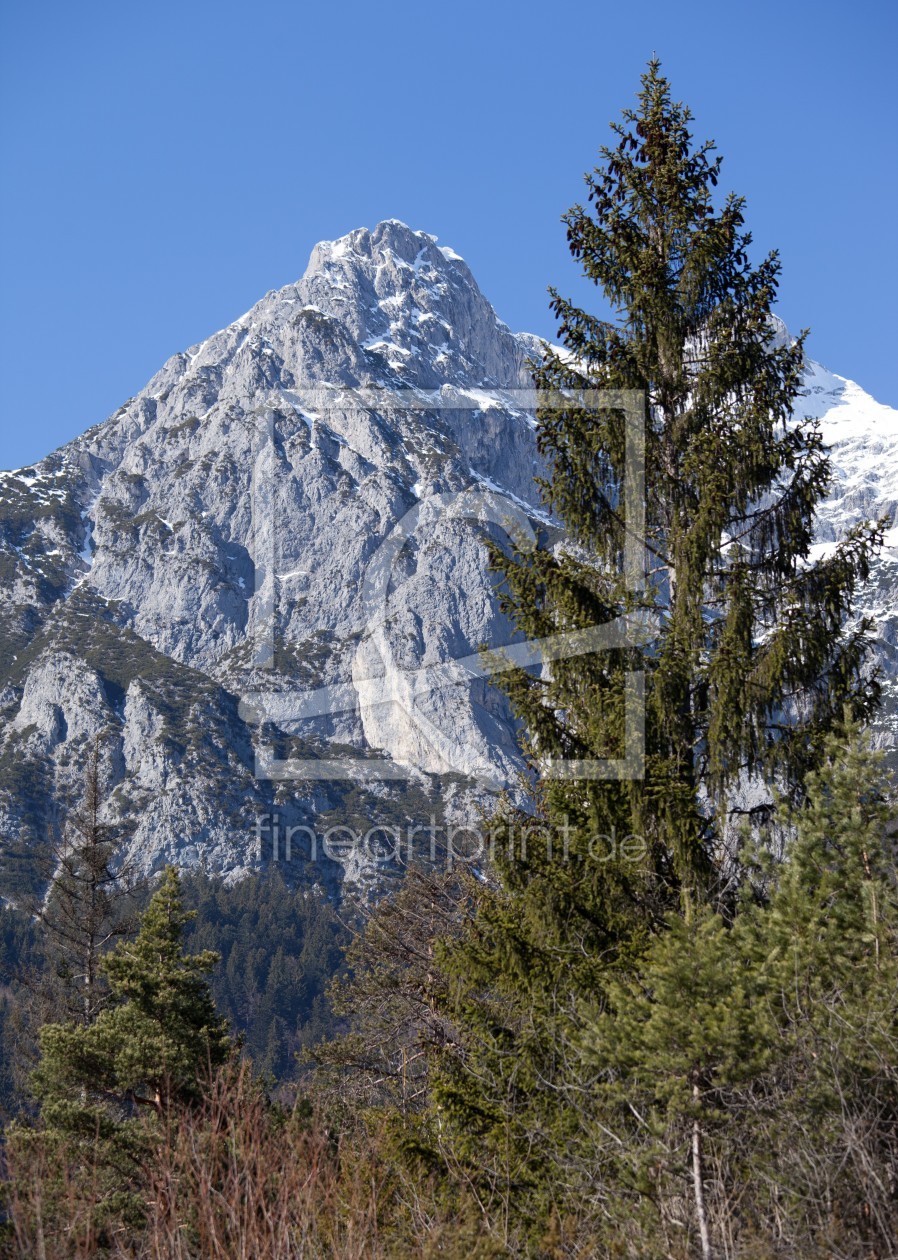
[1,221,895,897]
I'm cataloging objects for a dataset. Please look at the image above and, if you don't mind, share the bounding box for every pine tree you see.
[759,718,897,992]
[431,60,884,1235]
[31,867,230,1138]
[748,725,898,1249]
[583,907,769,1258]
[5,868,230,1238]
[36,866,231,1113]
[574,723,898,1256]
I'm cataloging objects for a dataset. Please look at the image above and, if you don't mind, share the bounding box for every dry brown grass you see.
[2,1063,502,1259]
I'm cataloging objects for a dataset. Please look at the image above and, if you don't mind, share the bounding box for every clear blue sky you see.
[1,0,895,470]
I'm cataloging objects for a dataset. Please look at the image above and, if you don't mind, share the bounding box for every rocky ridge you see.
[0,220,895,896]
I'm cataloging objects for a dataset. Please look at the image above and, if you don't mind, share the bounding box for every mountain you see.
[797,355,898,751]
[0,220,895,899]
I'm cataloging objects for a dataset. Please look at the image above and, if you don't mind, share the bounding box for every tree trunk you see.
[692,1085,712,1260]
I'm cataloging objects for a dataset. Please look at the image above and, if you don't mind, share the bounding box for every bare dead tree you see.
[31,737,142,1027]
[311,865,470,1113]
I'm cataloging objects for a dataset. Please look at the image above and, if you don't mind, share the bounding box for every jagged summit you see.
[163,219,531,403]
[307,219,466,270]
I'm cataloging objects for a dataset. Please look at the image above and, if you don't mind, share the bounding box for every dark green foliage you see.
[496,58,881,896]
[0,904,42,1123]
[424,726,898,1256]
[179,870,347,1081]
[427,61,888,1248]
[577,723,898,1255]
[31,867,231,1122]
[0,869,350,1123]
[5,868,232,1237]
[0,735,56,903]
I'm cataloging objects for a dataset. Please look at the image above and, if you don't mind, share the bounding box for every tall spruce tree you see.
[431,61,883,1236]
[502,58,880,891]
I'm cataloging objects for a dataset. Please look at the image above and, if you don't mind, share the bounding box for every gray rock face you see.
[0,219,896,894]
[0,222,547,895]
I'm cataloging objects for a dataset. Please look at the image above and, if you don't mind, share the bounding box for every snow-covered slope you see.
[0,220,895,894]
[805,358,898,545]
[798,358,898,752]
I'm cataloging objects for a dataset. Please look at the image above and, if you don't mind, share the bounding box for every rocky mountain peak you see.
[306,219,462,273]
[213,217,534,393]
[1,224,897,896]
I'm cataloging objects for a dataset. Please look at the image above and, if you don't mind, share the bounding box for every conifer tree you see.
[580,723,898,1255]
[34,743,139,1026]
[31,867,230,1142]
[431,60,884,1233]
[745,724,898,1249]
[314,866,466,1114]
[759,718,897,992]
[5,868,231,1238]
[499,57,880,892]
[4,745,140,1118]
[584,906,769,1259]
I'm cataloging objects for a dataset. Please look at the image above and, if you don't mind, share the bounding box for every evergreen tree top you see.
[514,58,883,866]
[32,865,231,1124]
[104,866,220,1006]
